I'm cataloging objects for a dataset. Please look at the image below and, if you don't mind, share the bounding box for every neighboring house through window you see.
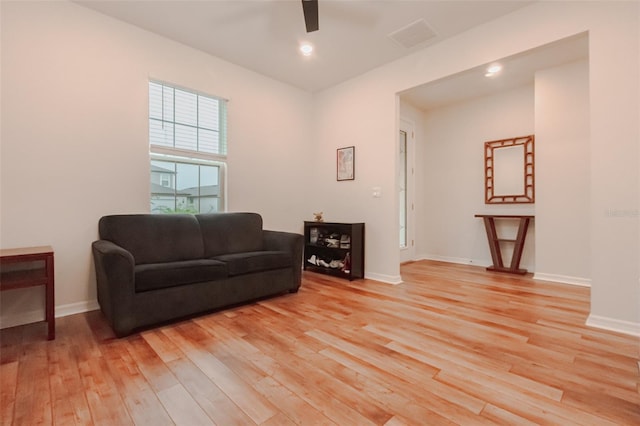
[149,81,227,214]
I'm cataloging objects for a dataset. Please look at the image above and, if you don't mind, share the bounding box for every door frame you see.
[399,118,416,263]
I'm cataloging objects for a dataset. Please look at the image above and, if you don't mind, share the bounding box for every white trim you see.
[55,299,100,318]
[0,310,45,330]
[365,272,403,285]
[150,147,227,163]
[399,117,416,263]
[417,253,491,268]
[533,273,591,287]
[586,314,640,337]
[0,299,99,330]
[417,256,592,288]
[149,77,229,102]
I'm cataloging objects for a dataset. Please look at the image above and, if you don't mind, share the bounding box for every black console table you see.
[475,215,533,275]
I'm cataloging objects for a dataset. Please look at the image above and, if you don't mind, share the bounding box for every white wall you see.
[0,1,312,327]
[405,60,591,285]
[586,3,639,334]
[534,60,590,286]
[410,85,535,269]
[313,1,639,333]
[2,1,638,335]
[311,81,400,283]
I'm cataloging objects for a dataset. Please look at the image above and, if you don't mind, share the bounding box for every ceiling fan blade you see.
[302,0,319,32]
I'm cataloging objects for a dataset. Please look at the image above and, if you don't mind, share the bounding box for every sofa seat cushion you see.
[135,259,227,292]
[213,251,292,276]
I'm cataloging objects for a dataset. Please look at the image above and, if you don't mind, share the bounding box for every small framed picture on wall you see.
[337,146,355,181]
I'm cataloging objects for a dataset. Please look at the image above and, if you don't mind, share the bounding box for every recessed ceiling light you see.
[300,43,313,56]
[485,64,502,77]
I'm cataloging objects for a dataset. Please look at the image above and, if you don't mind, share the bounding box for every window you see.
[149,81,227,214]
[160,173,171,187]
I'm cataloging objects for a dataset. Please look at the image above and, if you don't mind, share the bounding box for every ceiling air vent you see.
[388,19,437,49]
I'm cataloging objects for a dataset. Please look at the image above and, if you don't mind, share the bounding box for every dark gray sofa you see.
[92,212,303,337]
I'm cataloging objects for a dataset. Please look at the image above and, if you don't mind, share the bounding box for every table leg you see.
[46,253,55,340]
[510,217,531,272]
[482,217,504,270]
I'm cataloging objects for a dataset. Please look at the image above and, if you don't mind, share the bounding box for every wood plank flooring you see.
[1,260,639,425]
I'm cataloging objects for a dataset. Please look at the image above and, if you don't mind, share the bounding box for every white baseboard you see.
[533,273,591,287]
[0,310,45,330]
[416,254,486,267]
[365,272,403,285]
[55,299,100,318]
[0,299,99,330]
[418,256,590,288]
[586,314,640,337]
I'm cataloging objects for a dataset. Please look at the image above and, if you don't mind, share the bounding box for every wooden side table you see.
[0,246,55,339]
[475,215,533,275]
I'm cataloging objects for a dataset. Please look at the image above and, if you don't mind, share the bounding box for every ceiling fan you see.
[302,0,319,32]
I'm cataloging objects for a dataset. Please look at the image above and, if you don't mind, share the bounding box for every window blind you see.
[149,81,227,156]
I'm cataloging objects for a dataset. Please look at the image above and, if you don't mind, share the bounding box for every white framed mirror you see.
[484,135,534,204]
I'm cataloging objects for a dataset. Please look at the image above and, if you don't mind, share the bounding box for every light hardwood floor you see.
[1,260,639,425]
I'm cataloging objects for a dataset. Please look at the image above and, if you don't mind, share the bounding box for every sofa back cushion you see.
[196,212,264,257]
[98,214,205,265]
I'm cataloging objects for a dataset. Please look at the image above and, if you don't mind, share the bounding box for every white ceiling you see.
[75,0,535,92]
[401,32,589,110]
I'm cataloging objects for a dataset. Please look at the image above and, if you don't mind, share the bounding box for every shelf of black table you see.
[303,222,364,281]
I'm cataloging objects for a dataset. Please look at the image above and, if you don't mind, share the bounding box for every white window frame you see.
[149,80,227,213]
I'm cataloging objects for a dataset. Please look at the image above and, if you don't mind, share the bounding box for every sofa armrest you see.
[263,230,304,288]
[91,240,136,337]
